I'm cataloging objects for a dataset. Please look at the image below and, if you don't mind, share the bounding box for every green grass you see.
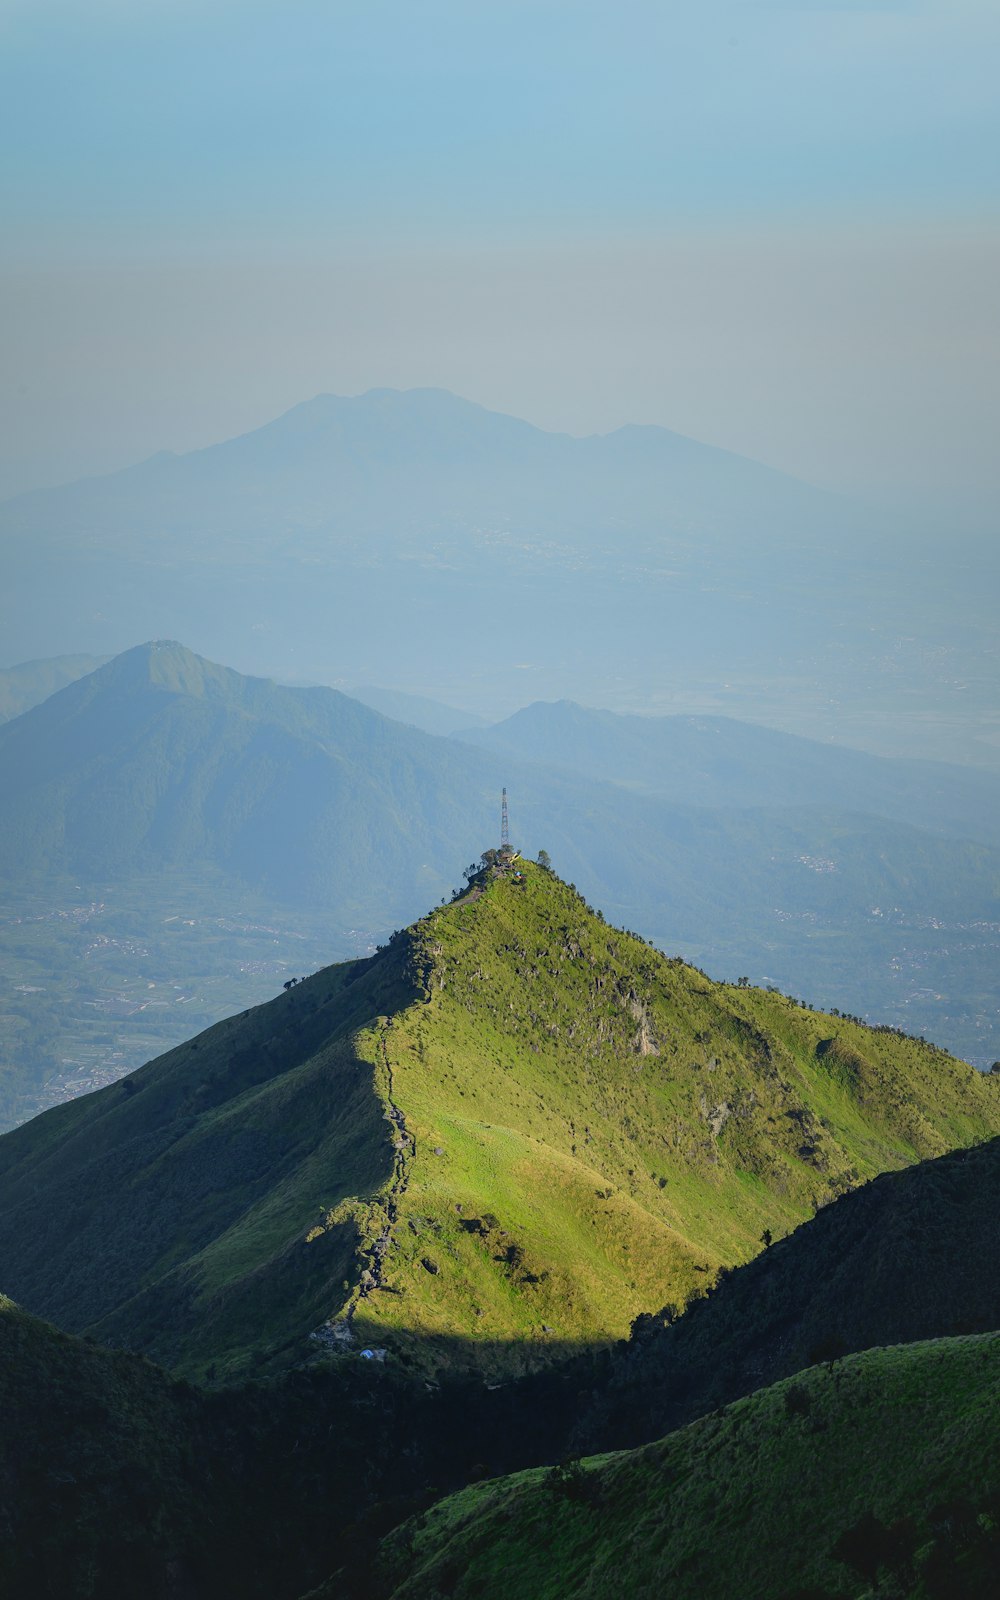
[374,1333,1000,1600]
[344,864,1000,1373]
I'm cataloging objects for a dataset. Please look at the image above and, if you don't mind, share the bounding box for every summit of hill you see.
[1,859,997,1382]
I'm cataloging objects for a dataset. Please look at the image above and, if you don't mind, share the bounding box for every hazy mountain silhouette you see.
[7,386,972,762]
[460,699,1000,847]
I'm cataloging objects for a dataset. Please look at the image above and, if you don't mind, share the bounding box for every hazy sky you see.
[1,0,998,508]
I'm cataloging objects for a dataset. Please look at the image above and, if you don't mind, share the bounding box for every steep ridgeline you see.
[1,864,997,1382]
[366,1335,1000,1600]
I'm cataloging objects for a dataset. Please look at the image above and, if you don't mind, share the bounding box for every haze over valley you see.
[4,388,997,769]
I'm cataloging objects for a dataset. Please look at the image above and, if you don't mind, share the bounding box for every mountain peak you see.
[105,639,241,693]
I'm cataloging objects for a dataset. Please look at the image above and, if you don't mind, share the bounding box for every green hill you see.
[5,1130,1000,1597]
[2,860,997,1382]
[367,1334,1000,1600]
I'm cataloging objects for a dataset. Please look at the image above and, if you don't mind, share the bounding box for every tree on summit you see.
[537,849,552,870]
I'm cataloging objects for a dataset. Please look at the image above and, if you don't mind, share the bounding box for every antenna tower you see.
[500,787,510,851]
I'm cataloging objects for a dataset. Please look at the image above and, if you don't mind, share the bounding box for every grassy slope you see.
[1,863,997,1382]
[577,1132,1000,1454]
[373,1334,1000,1600]
[337,864,1000,1374]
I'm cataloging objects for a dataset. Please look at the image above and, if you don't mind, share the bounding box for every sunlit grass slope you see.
[373,1334,1000,1600]
[333,863,1000,1374]
[579,1132,1000,1453]
[1,862,997,1381]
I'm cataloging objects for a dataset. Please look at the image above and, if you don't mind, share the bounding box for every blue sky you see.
[5,0,998,240]
[1,0,998,505]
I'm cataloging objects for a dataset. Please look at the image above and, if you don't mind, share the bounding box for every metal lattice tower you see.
[500,787,510,851]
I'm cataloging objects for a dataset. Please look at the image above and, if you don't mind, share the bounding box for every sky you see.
[1,0,998,510]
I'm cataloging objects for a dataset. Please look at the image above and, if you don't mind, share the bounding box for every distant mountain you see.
[1,387,841,552]
[460,699,1000,848]
[0,651,108,723]
[1,862,996,1384]
[0,639,500,917]
[347,683,487,736]
[5,386,991,764]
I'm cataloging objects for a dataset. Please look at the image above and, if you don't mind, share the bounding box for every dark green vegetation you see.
[4,389,997,770]
[0,1289,580,1600]
[0,942,416,1379]
[2,862,997,1386]
[0,1292,211,1597]
[3,1131,999,1598]
[4,642,1000,1130]
[369,1335,1000,1600]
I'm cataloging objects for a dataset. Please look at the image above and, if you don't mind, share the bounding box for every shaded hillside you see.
[0,1292,211,1597]
[576,1131,1000,1453]
[0,1291,582,1600]
[0,938,418,1379]
[368,1335,1000,1600]
[2,863,997,1382]
[5,1132,1000,1598]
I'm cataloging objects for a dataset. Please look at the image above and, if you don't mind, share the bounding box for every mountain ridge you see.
[458,697,1000,848]
[0,387,836,516]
